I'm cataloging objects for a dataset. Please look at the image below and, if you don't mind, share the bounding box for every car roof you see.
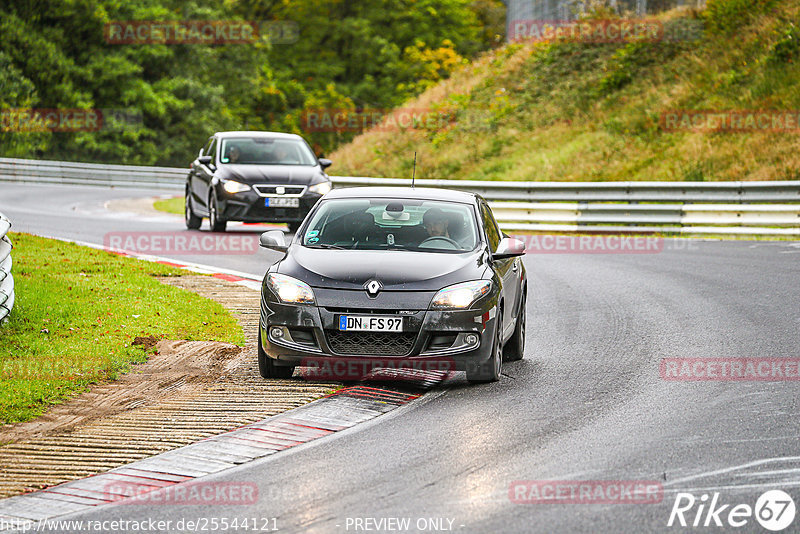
[324,187,479,204]
[213,131,304,140]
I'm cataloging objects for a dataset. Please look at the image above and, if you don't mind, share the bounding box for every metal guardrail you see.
[0,157,185,190]
[2,157,799,236]
[0,212,14,322]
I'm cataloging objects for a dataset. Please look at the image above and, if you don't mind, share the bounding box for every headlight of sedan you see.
[430,280,492,309]
[223,180,251,194]
[308,181,332,195]
[267,273,315,304]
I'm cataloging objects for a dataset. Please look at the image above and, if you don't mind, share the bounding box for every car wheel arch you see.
[497,298,506,340]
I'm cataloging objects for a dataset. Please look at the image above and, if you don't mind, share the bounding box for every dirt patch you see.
[131,335,161,351]
[0,339,242,444]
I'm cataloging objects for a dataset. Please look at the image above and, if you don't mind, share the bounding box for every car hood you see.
[217,164,324,185]
[278,246,489,291]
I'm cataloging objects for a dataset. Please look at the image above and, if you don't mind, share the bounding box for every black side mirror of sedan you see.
[318,158,332,170]
[198,155,213,165]
[260,230,288,252]
[493,237,526,260]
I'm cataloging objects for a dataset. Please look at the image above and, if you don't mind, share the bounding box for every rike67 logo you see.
[668,490,796,531]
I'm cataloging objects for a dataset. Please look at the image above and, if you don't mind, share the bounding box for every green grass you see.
[153,196,184,216]
[0,233,245,424]
[331,0,800,182]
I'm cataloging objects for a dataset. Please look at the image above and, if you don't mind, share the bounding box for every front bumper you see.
[216,187,322,223]
[259,290,498,371]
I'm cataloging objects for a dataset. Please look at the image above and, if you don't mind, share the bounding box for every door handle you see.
[512,260,518,272]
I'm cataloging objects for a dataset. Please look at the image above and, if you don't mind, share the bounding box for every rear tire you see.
[503,292,526,362]
[208,193,227,232]
[258,330,295,379]
[185,192,202,230]
[467,308,503,383]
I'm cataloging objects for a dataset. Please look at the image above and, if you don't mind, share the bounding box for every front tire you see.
[208,193,227,232]
[503,292,526,362]
[258,330,295,379]
[467,309,503,383]
[185,191,202,230]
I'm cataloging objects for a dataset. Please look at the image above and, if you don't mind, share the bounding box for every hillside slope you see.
[330,0,800,182]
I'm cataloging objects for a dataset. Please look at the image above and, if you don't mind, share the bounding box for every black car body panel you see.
[278,247,490,291]
[257,187,527,382]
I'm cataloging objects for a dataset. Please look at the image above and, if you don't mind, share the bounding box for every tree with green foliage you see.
[0,0,504,165]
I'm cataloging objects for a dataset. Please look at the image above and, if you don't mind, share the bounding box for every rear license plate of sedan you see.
[338,315,404,332]
[265,197,300,208]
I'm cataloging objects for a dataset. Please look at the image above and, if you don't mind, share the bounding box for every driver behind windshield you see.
[228,145,241,163]
[422,207,450,239]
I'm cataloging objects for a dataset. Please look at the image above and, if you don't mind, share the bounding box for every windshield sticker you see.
[306,230,319,238]
[308,237,319,244]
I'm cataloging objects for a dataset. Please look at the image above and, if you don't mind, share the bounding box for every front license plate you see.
[265,197,300,208]
[338,315,404,332]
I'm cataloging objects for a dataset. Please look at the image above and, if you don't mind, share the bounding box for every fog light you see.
[466,334,479,346]
[270,327,284,339]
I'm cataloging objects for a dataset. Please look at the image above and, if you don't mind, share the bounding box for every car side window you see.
[480,201,501,252]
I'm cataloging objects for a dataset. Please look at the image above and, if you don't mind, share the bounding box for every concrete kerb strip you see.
[0,387,422,531]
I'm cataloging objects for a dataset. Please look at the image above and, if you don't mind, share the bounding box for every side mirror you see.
[259,230,288,252]
[198,155,213,166]
[493,237,526,260]
[318,158,332,170]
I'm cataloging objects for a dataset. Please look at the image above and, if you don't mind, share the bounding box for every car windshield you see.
[219,137,317,166]
[301,198,479,253]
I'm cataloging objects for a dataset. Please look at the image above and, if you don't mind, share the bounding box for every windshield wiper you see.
[305,243,348,250]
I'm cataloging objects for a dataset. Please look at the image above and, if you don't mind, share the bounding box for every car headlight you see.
[430,280,492,309]
[308,181,332,195]
[223,180,251,194]
[267,273,315,304]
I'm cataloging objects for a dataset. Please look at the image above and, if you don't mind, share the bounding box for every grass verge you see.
[331,0,800,182]
[153,196,183,216]
[0,233,245,424]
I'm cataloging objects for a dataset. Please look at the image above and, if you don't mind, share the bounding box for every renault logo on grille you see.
[364,280,382,298]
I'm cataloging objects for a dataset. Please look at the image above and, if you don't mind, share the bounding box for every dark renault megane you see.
[257,187,527,383]
[185,131,333,233]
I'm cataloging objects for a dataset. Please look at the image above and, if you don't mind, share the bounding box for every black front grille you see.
[326,330,416,356]
[324,307,403,315]
[254,185,305,196]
